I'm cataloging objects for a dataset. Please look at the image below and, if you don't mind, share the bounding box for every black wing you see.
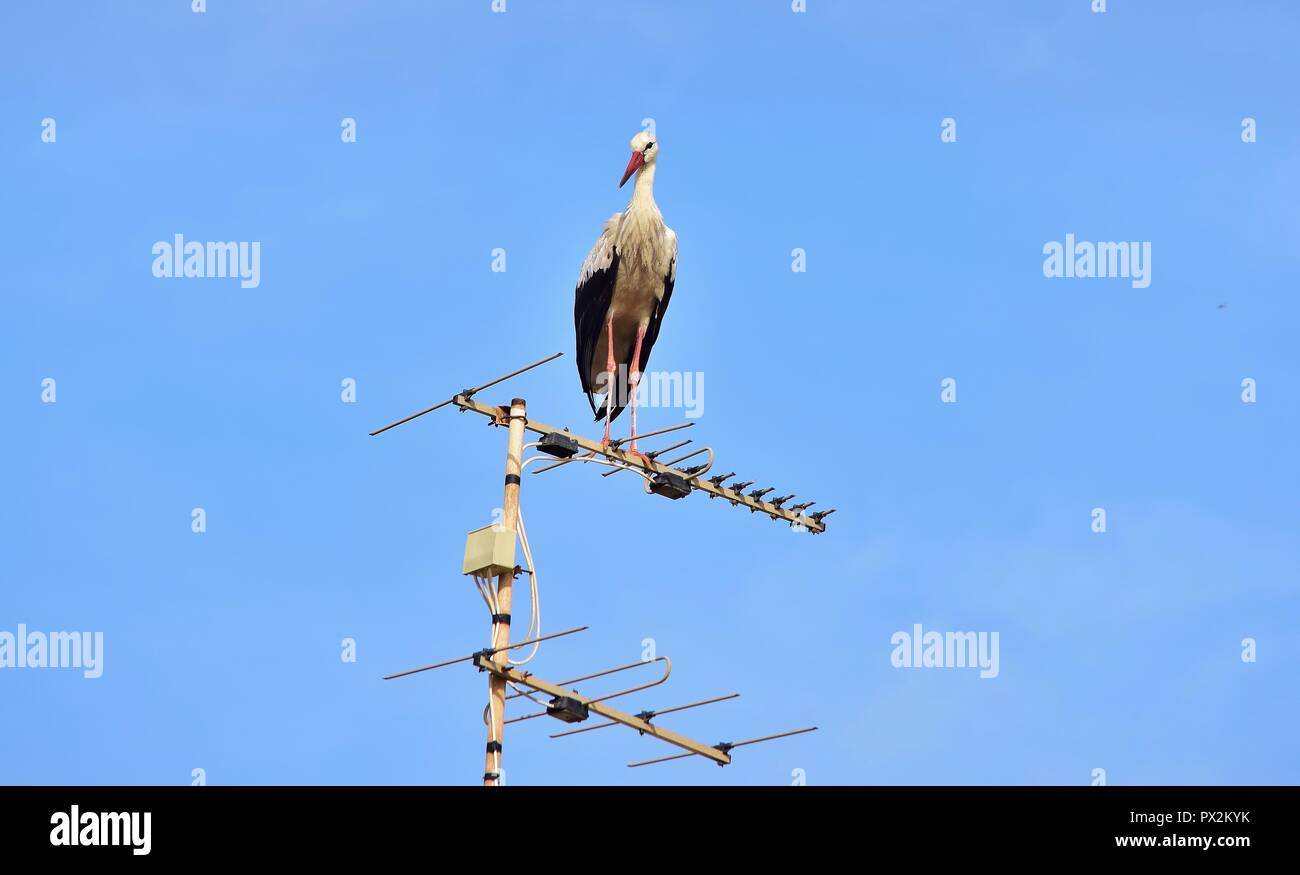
[639,256,675,375]
[574,247,621,419]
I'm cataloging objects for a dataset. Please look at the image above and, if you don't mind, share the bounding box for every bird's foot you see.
[625,446,652,466]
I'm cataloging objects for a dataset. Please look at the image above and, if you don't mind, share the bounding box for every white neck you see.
[629,162,657,209]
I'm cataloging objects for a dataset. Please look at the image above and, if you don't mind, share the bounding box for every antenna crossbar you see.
[472,654,732,765]
[449,395,826,533]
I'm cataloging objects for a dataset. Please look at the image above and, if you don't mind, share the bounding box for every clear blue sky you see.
[2,1,1296,786]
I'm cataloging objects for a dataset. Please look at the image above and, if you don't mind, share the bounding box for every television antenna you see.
[373,353,828,784]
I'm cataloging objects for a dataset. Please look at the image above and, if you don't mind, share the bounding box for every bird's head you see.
[619,132,658,188]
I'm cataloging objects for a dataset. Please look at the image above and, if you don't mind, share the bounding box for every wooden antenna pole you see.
[484,398,526,786]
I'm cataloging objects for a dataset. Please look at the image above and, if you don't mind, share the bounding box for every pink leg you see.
[602,315,615,446]
[627,323,648,459]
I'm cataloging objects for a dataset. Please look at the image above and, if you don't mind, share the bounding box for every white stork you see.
[573,130,678,457]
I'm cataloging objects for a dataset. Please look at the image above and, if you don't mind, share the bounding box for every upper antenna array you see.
[369,352,834,534]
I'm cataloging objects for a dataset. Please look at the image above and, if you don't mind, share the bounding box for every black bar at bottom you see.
[0,786,1290,860]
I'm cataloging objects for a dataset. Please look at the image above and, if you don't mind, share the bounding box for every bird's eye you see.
[645,142,654,151]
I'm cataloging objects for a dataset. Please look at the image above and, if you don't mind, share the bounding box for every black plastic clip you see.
[634,709,657,735]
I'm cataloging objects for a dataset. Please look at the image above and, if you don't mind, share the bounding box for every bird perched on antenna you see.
[574,130,678,458]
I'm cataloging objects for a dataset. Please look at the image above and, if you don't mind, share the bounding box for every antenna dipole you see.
[368,352,562,436]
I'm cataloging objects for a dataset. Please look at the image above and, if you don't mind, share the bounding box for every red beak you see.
[619,151,645,188]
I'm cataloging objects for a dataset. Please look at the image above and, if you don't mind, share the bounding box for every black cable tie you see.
[491,613,511,625]
[485,741,503,754]
[483,772,501,782]
[505,473,521,486]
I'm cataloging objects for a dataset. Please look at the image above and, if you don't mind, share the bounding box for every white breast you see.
[615,204,673,285]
